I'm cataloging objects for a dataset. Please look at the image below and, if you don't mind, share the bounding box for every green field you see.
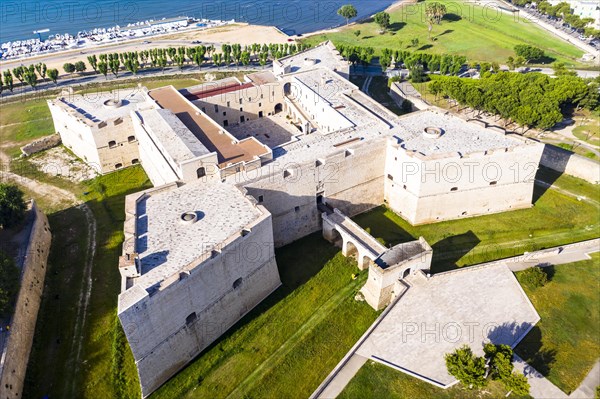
[0,99,54,157]
[24,166,152,399]
[515,253,600,393]
[303,0,585,66]
[339,360,528,399]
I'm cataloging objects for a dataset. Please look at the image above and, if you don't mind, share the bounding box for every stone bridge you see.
[322,208,388,270]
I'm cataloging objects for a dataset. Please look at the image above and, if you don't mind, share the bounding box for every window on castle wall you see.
[451,187,458,191]
[489,181,498,186]
[115,163,123,169]
[239,98,243,104]
[108,140,117,148]
[224,120,229,127]
[214,105,219,113]
[128,135,136,143]
[233,277,243,289]
[387,174,394,181]
[223,111,227,116]
[258,195,264,203]
[295,206,300,212]
[227,101,230,107]
[132,159,139,164]
[186,312,197,325]
[197,167,206,178]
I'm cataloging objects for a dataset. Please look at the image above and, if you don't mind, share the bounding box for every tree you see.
[0,184,27,229]
[0,251,19,315]
[63,62,76,74]
[241,51,251,67]
[3,70,13,92]
[354,30,361,39]
[337,4,358,26]
[74,61,87,73]
[374,11,391,33]
[410,37,420,48]
[503,372,530,396]
[425,2,447,39]
[34,62,47,80]
[552,62,577,77]
[23,65,38,89]
[12,66,25,84]
[87,55,98,73]
[445,345,487,389]
[98,62,108,79]
[514,45,545,63]
[47,68,59,85]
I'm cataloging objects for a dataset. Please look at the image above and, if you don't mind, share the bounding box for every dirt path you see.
[65,202,97,398]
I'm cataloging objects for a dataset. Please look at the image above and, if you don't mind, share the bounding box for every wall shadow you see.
[533,163,565,203]
[430,230,481,273]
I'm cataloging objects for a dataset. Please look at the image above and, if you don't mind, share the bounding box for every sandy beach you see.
[0,24,291,78]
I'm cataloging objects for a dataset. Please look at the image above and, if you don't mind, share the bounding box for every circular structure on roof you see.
[304,58,317,66]
[103,98,123,108]
[180,211,198,225]
[423,127,443,139]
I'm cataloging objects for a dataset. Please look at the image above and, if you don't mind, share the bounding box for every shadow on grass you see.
[436,29,454,38]
[431,230,481,273]
[389,22,406,32]
[515,325,557,376]
[417,44,434,51]
[533,164,564,203]
[443,13,462,22]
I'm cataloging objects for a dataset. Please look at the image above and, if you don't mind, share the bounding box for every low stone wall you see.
[389,82,429,111]
[540,144,600,184]
[0,201,51,399]
[20,134,61,157]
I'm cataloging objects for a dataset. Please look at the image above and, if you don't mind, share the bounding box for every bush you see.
[520,266,549,288]
[0,251,19,315]
[63,63,75,73]
[445,345,487,389]
[0,183,26,229]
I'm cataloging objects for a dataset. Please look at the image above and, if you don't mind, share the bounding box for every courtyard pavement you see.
[356,264,540,387]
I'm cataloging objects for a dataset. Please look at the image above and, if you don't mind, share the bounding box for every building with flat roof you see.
[45,41,545,397]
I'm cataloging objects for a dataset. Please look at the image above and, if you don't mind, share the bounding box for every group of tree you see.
[337,44,467,77]
[509,0,600,39]
[445,344,530,396]
[513,45,545,63]
[428,70,599,130]
[0,184,26,229]
[71,42,310,80]
[0,63,59,94]
[0,250,20,316]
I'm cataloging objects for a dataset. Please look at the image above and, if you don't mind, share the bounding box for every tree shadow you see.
[435,29,453,38]
[443,13,462,22]
[389,22,406,32]
[430,230,481,273]
[538,263,556,281]
[514,325,557,376]
[417,44,434,51]
[362,35,374,40]
[536,55,556,64]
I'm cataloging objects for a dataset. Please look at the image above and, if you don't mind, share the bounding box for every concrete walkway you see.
[514,355,568,399]
[317,354,368,399]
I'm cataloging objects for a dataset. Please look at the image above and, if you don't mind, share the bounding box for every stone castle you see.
[48,41,544,397]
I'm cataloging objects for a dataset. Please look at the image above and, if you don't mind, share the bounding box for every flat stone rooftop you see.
[133,182,263,290]
[276,41,347,75]
[137,108,212,164]
[357,264,540,387]
[56,87,148,123]
[397,111,521,156]
[148,86,270,167]
[376,240,429,269]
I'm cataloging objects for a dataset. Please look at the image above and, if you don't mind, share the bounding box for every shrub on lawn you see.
[520,266,549,289]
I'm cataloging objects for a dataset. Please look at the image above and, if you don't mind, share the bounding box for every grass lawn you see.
[152,233,378,399]
[572,115,600,146]
[339,360,529,399]
[302,0,585,66]
[0,98,54,157]
[353,171,599,273]
[24,166,152,399]
[515,253,600,394]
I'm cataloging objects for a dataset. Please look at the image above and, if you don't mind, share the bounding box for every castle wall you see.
[237,137,387,247]
[192,83,285,129]
[118,213,281,397]
[0,202,51,399]
[384,140,544,224]
[47,100,140,174]
[540,143,600,184]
